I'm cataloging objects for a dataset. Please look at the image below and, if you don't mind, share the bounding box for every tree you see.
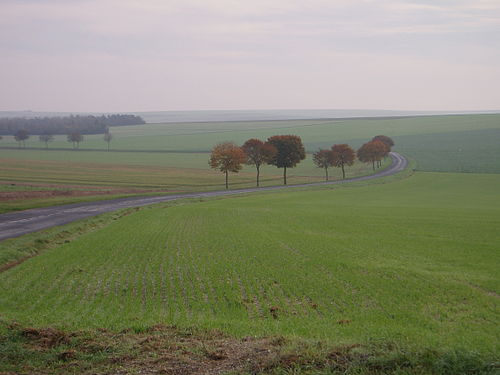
[331,144,356,179]
[372,135,394,150]
[14,129,29,148]
[103,132,113,151]
[209,142,247,189]
[39,133,54,149]
[357,140,388,170]
[267,135,306,185]
[313,149,334,181]
[67,131,83,149]
[241,138,277,187]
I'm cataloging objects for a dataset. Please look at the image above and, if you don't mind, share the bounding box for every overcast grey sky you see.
[1,0,499,112]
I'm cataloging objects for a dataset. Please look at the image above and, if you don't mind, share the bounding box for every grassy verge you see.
[0,322,496,375]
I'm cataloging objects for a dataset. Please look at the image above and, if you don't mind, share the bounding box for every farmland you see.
[1,172,499,348]
[1,113,499,213]
[1,114,499,373]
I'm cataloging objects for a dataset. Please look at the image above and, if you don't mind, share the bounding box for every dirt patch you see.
[21,327,71,348]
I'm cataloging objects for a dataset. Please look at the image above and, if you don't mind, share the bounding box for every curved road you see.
[0,152,407,241]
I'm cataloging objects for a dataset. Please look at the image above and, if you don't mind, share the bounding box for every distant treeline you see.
[0,114,145,135]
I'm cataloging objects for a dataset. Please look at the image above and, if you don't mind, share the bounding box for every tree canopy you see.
[357,140,388,170]
[209,142,247,189]
[267,135,306,185]
[241,138,277,187]
[0,114,145,136]
[313,149,334,181]
[331,144,356,179]
[372,135,395,149]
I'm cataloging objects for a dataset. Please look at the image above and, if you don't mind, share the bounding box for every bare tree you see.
[39,133,54,149]
[14,129,29,148]
[103,132,113,151]
[67,131,84,149]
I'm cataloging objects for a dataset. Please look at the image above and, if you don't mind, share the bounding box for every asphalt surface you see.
[0,152,407,241]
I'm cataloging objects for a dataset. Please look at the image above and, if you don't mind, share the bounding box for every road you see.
[0,152,407,241]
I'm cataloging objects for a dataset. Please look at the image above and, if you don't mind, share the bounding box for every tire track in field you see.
[0,152,408,242]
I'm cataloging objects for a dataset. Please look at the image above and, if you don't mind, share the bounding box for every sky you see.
[1,0,499,112]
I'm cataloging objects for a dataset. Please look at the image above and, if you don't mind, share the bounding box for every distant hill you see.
[1,109,499,124]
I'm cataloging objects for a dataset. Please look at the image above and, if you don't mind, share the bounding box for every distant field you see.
[1,113,499,173]
[1,113,499,212]
[1,172,498,355]
[2,114,499,152]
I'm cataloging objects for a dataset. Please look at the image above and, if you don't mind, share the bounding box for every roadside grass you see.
[1,172,498,356]
[0,322,496,375]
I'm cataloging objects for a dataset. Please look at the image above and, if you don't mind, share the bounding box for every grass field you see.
[1,113,499,176]
[1,109,499,373]
[1,172,498,355]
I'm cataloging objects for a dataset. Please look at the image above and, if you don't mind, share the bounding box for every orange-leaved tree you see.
[357,140,388,170]
[209,142,247,189]
[313,149,334,181]
[242,139,277,187]
[331,144,356,179]
[267,135,306,185]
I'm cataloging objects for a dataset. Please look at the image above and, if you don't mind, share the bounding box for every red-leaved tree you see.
[357,140,388,170]
[242,139,277,187]
[209,142,247,189]
[313,149,334,181]
[372,135,394,150]
[331,144,356,179]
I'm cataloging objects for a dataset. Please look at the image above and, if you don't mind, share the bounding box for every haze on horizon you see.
[1,0,499,113]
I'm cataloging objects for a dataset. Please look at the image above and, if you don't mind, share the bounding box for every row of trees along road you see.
[11,129,114,150]
[210,135,394,189]
[210,135,306,189]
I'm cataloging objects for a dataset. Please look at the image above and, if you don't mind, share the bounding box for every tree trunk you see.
[372,160,375,170]
[341,162,345,179]
[225,170,228,189]
[256,165,260,187]
[325,167,328,181]
[283,167,287,185]
[107,142,110,151]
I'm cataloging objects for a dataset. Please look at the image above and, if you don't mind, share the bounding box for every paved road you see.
[0,152,407,241]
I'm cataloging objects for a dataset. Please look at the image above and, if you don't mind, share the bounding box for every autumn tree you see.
[331,144,356,179]
[103,132,113,151]
[39,133,54,149]
[241,138,277,187]
[313,149,334,181]
[14,129,29,148]
[67,131,83,149]
[372,135,394,150]
[357,140,388,170]
[267,135,306,185]
[209,142,247,189]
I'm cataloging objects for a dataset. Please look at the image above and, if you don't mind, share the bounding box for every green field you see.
[1,113,499,176]
[1,172,498,352]
[1,114,499,373]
